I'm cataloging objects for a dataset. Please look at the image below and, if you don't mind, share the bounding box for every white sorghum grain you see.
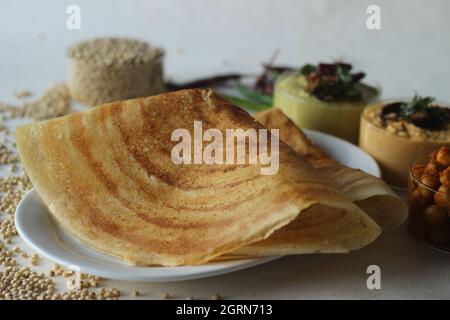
[0,83,71,121]
[67,37,164,106]
[14,90,33,100]
[0,145,19,165]
[23,83,71,120]
[0,267,54,300]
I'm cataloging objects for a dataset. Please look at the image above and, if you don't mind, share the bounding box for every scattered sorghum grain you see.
[0,266,55,300]
[23,83,71,120]
[13,90,33,100]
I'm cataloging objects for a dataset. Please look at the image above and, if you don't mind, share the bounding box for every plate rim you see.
[303,128,381,177]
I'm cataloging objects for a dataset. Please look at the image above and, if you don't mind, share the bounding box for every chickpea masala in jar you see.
[409,146,450,245]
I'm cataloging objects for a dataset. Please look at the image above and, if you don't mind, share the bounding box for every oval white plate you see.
[15,129,380,282]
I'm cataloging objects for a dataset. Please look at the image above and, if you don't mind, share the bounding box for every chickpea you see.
[434,184,450,209]
[429,225,450,244]
[420,173,440,190]
[436,147,450,167]
[411,164,425,180]
[411,187,433,209]
[422,205,448,227]
[424,162,440,177]
[440,167,450,186]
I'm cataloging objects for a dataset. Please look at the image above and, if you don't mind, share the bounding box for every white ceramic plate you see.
[303,129,381,177]
[15,129,380,282]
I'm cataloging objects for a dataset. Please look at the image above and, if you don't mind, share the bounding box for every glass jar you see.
[408,155,450,245]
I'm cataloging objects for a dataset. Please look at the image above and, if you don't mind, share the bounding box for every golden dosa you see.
[254,108,407,232]
[16,89,380,266]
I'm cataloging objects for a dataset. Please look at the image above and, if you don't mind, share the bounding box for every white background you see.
[1,0,450,299]
[1,0,450,101]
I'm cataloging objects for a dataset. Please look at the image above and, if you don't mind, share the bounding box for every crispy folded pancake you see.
[235,201,380,256]
[254,108,407,231]
[16,89,380,266]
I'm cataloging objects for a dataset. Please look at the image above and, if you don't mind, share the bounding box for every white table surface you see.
[2,0,450,300]
[13,206,450,300]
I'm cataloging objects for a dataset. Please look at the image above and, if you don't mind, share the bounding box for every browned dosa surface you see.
[254,108,407,232]
[16,89,380,266]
